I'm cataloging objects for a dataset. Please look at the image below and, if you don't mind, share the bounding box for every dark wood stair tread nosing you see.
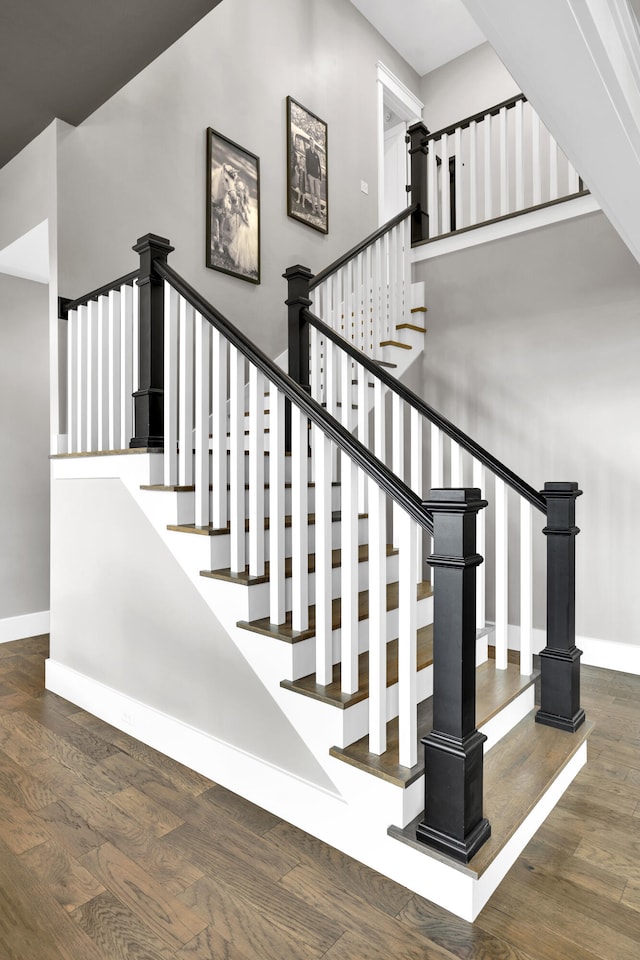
[236,580,433,643]
[200,543,399,587]
[281,624,434,710]
[379,340,412,350]
[167,510,368,537]
[329,661,540,787]
[388,716,593,881]
[396,322,427,333]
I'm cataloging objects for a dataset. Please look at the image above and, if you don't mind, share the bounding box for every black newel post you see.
[536,482,586,732]
[416,488,491,864]
[130,234,174,449]
[283,264,313,451]
[407,121,430,244]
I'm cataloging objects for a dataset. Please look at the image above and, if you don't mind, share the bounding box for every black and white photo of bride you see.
[207,128,260,284]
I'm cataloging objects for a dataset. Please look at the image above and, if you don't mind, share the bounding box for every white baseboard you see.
[488,621,640,677]
[0,610,50,644]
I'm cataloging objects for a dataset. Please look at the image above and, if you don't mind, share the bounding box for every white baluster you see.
[119,284,134,451]
[368,474,387,754]
[364,243,374,355]
[96,295,109,452]
[373,237,383,351]
[355,251,364,354]
[164,284,179,485]
[549,134,559,200]
[495,475,508,669]
[229,345,245,574]
[531,109,541,206]
[382,230,391,341]
[515,98,524,211]
[325,338,338,483]
[341,352,359,694]
[107,290,121,451]
[314,424,332,684]
[310,323,321,406]
[178,298,194,486]
[211,329,227,529]
[454,126,463,230]
[484,113,493,220]
[450,438,463,488]
[499,106,509,216]
[388,226,398,334]
[392,394,404,548]
[357,360,368,512]
[86,300,99,452]
[77,305,87,452]
[67,309,78,453]
[194,315,211,528]
[520,498,533,676]
[441,133,451,234]
[398,511,417,769]
[249,365,265,577]
[131,278,139,397]
[469,120,478,226]
[473,459,486,630]
[402,217,411,324]
[291,403,309,632]
[346,258,355,346]
[374,377,385,462]
[269,386,286,625]
[427,136,439,238]
[411,407,423,582]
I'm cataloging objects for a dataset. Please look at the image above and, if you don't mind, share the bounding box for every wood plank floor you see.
[0,635,638,959]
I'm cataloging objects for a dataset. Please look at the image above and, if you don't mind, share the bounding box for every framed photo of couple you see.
[286,97,328,235]
[206,127,260,284]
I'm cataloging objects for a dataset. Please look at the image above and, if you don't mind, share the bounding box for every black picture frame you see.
[286,96,328,235]
[206,127,260,284]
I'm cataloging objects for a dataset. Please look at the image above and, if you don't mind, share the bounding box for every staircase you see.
[49,207,591,922]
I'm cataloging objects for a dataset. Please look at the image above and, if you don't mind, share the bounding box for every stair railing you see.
[414,93,588,241]
[287,267,586,737]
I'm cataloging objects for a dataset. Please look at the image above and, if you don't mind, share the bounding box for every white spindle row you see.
[66,283,137,454]
[311,217,410,364]
[160,281,428,767]
[426,98,583,238]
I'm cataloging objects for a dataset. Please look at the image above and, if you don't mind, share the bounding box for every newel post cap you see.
[425,488,488,514]
[282,264,313,281]
[541,481,582,499]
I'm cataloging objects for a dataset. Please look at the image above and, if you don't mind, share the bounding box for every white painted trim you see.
[376,61,423,226]
[0,611,50,644]
[412,194,601,262]
[491,621,640,677]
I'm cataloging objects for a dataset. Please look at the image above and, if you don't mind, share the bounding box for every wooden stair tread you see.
[200,543,398,586]
[396,322,427,333]
[237,579,433,643]
[374,360,397,368]
[167,510,368,537]
[330,661,538,787]
[388,717,594,880]
[379,340,412,350]
[281,624,433,709]
[410,305,428,313]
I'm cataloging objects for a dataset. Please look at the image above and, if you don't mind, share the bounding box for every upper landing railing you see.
[409,94,588,242]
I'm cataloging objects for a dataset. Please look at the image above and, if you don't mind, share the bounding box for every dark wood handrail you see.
[60,269,140,316]
[303,307,547,514]
[155,260,434,536]
[426,93,528,144]
[309,203,418,290]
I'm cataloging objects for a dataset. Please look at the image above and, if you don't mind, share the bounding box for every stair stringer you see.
[47,451,587,923]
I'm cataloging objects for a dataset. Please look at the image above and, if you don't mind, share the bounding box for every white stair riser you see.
[153,484,342,527]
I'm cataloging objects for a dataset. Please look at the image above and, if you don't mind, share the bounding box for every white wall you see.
[50,476,336,788]
[0,275,50,638]
[416,210,640,652]
[420,42,519,132]
[57,0,420,358]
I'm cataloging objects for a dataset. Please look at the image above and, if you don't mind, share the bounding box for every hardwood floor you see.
[0,635,638,959]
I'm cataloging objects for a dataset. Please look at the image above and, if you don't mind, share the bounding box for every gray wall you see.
[57,0,420,358]
[0,275,50,622]
[420,42,519,131]
[416,210,640,649]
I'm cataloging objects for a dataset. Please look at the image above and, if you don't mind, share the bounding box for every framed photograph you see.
[286,97,328,234]
[206,127,260,283]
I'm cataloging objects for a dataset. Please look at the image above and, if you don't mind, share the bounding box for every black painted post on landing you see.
[130,234,174,449]
[416,488,491,864]
[407,121,430,244]
[283,264,313,451]
[536,482,586,733]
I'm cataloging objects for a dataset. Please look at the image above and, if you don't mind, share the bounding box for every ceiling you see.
[0,0,223,170]
[348,0,485,75]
